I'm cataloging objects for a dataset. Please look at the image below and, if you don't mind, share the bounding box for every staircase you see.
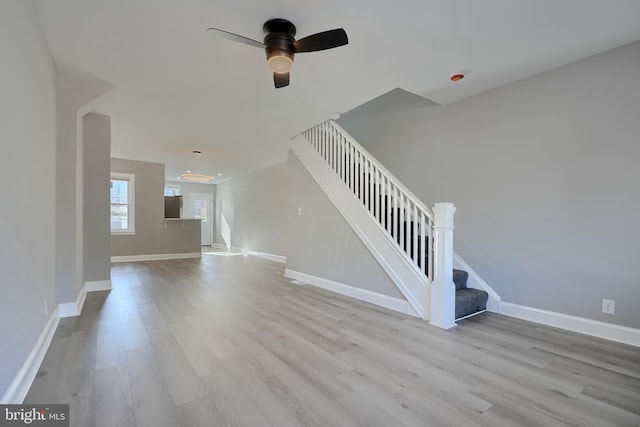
[453,269,488,320]
[292,119,488,326]
[377,200,488,321]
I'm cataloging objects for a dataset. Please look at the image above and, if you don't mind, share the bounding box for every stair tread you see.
[455,287,489,319]
[456,288,488,297]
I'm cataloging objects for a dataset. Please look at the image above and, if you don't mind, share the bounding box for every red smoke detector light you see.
[450,73,465,82]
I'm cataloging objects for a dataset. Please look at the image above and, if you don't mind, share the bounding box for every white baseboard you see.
[110,252,202,263]
[453,253,501,312]
[212,243,229,251]
[58,279,112,318]
[0,310,60,404]
[57,302,78,318]
[2,278,115,402]
[500,302,640,348]
[84,280,112,292]
[284,269,419,317]
[223,246,286,263]
[247,250,287,263]
[447,254,639,347]
[58,285,87,318]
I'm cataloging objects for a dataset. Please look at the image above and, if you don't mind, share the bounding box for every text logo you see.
[1,405,69,427]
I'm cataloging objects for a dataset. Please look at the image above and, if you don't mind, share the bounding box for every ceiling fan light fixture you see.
[267,49,294,73]
[207,19,347,88]
[180,173,212,182]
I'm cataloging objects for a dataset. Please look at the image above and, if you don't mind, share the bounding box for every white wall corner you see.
[0,310,60,404]
[58,284,87,318]
[284,269,419,317]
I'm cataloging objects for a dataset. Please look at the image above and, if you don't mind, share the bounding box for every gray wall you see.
[215,162,288,256]
[0,0,56,398]
[55,70,113,303]
[111,159,201,256]
[338,41,640,328]
[287,153,404,298]
[83,114,111,283]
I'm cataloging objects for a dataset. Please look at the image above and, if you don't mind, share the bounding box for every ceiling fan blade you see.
[206,27,265,48]
[274,72,290,88]
[293,28,348,53]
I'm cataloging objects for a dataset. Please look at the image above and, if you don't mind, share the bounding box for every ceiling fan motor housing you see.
[263,19,296,72]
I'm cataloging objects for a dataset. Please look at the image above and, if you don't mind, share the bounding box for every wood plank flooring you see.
[25,252,640,426]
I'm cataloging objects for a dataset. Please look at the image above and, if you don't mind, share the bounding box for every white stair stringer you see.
[290,134,430,319]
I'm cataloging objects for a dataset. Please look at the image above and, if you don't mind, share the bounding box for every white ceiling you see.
[33,0,640,183]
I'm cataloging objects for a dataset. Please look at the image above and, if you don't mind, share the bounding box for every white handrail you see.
[301,120,434,281]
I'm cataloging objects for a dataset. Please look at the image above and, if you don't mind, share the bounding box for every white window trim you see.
[111,172,135,235]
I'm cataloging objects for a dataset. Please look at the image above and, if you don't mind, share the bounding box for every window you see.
[110,172,135,234]
[164,184,180,196]
[193,199,208,222]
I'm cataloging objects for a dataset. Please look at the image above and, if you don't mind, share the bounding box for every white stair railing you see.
[301,120,434,282]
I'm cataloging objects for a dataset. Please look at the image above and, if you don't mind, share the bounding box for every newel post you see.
[430,202,457,329]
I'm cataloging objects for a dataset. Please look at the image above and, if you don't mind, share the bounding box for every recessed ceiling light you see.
[187,170,191,173]
[218,173,222,176]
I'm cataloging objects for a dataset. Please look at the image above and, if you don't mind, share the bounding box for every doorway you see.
[191,193,213,246]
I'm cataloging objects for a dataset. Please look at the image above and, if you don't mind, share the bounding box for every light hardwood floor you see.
[25,252,640,426]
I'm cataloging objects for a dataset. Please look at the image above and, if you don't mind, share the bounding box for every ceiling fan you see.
[207,19,348,88]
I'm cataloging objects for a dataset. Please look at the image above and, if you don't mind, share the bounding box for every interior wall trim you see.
[110,252,202,263]
[247,250,287,263]
[2,278,117,402]
[500,302,640,348]
[285,269,418,317]
[84,280,112,292]
[0,310,60,404]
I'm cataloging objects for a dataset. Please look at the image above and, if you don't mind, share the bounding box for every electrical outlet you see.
[297,207,302,216]
[602,299,615,315]
[44,300,48,316]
